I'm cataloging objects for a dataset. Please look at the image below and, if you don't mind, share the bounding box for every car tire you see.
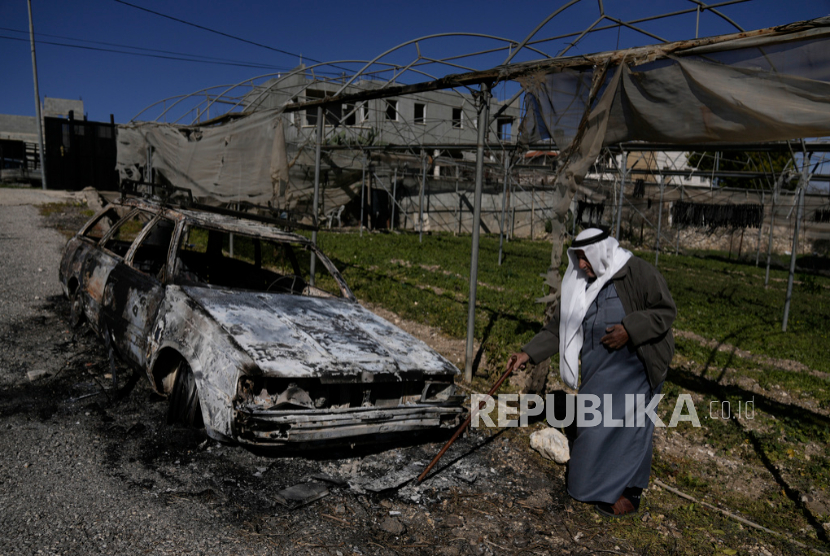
[69,289,84,328]
[167,360,204,428]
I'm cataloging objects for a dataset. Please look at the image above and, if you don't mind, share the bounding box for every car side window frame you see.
[78,206,131,244]
[98,209,155,260]
[123,215,180,282]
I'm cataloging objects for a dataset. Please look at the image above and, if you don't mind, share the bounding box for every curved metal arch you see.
[158,73,283,124]
[504,0,583,64]
[214,56,482,124]
[334,32,552,97]
[240,60,417,117]
[131,86,234,122]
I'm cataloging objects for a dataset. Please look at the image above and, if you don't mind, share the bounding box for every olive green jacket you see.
[522,256,676,389]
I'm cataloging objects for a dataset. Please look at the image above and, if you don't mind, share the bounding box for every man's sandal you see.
[595,495,638,518]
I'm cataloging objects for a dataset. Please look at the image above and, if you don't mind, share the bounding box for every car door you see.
[102,215,176,369]
[78,207,143,333]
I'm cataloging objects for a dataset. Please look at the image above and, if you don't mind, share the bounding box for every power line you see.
[0,34,291,71]
[0,26,293,69]
[112,0,313,64]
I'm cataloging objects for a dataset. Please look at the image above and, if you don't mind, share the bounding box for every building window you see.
[344,103,356,126]
[452,107,463,129]
[414,103,426,125]
[304,89,327,126]
[361,101,370,122]
[385,99,398,121]
[497,118,513,141]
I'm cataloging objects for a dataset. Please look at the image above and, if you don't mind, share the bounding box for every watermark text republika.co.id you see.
[470,393,755,428]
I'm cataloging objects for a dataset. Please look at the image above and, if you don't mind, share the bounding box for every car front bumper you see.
[233,404,465,445]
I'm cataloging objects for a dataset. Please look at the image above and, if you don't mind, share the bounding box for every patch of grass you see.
[653,250,830,373]
[315,231,830,376]
[37,201,94,238]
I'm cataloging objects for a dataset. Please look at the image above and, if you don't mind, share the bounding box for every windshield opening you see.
[175,225,344,298]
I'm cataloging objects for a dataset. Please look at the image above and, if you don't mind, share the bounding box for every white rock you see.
[529,427,570,464]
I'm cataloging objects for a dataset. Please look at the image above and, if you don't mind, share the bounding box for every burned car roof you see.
[60,195,465,448]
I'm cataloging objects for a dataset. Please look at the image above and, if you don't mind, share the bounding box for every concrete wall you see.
[0,97,85,143]
[43,98,83,119]
[0,115,38,142]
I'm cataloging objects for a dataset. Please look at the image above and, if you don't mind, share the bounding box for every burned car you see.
[59,194,464,447]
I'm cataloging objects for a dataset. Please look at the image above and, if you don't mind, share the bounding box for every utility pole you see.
[28,0,47,190]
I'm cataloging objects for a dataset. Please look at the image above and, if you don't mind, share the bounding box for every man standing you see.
[507,227,676,517]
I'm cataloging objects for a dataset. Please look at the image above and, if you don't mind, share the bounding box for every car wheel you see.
[69,289,84,328]
[167,360,204,428]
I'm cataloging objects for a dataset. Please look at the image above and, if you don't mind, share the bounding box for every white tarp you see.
[116,110,289,204]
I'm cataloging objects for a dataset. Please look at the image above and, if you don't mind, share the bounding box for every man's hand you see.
[601,324,629,350]
[506,351,530,373]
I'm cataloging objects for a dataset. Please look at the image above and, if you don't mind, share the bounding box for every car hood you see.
[183,287,459,379]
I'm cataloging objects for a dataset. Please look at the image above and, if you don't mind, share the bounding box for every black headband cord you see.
[571,230,609,248]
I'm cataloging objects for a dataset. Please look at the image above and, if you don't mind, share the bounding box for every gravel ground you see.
[0,200,614,556]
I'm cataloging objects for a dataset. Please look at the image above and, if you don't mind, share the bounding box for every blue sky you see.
[2,0,829,124]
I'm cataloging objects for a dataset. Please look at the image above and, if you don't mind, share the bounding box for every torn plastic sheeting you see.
[517,22,830,306]
[116,110,288,204]
[520,26,830,148]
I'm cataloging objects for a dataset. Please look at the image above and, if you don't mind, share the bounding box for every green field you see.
[315,230,830,377]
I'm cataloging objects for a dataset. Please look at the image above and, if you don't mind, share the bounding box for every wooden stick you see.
[417,363,516,483]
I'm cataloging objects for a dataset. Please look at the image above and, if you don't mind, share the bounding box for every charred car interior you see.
[59,190,465,448]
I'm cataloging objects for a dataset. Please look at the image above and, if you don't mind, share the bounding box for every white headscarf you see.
[558,228,632,388]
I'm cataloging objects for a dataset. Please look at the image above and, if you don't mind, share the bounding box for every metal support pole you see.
[390,167,398,231]
[145,146,153,184]
[615,151,628,239]
[310,106,324,286]
[765,180,779,287]
[695,4,700,38]
[27,0,47,190]
[782,186,805,332]
[419,152,426,243]
[572,194,577,237]
[456,165,462,235]
[359,154,366,237]
[675,183,683,255]
[655,175,665,267]
[464,84,490,383]
[497,152,509,266]
[531,186,536,240]
[755,191,765,266]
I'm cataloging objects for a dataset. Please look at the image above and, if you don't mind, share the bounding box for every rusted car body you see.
[59,196,464,446]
